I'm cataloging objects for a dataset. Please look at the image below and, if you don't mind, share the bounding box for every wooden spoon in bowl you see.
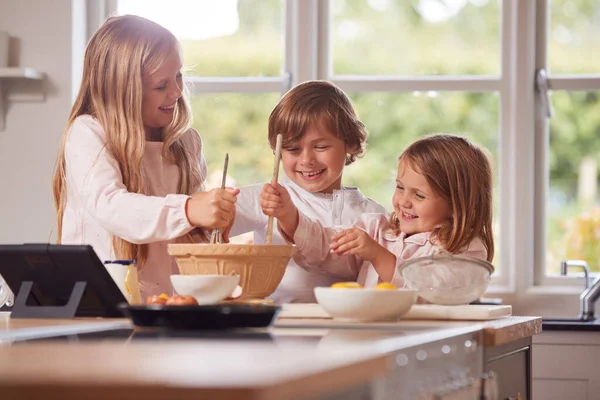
[266,134,283,244]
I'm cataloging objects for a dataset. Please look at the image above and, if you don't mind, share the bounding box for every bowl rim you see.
[314,286,418,293]
[398,254,494,275]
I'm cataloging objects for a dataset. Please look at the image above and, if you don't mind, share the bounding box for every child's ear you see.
[345,143,360,156]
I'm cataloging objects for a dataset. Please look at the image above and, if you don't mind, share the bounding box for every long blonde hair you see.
[52,15,202,267]
[390,134,494,261]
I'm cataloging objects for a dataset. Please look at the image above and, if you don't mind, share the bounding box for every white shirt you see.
[60,115,208,299]
[231,178,386,303]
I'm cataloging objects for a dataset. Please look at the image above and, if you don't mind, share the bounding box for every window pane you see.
[332,0,501,76]
[191,93,280,188]
[117,0,284,77]
[546,91,600,274]
[549,0,600,74]
[345,92,501,268]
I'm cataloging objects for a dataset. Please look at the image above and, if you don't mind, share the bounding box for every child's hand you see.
[260,182,298,239]
[330,228,383,261]
[186,187,240,229]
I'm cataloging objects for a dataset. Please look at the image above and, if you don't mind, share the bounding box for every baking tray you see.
[119,303,281,330]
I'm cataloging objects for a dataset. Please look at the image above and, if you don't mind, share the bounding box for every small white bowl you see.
[170,275,240,305]
[314,287,417,322]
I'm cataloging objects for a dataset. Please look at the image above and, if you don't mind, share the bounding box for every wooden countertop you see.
[0,312,541,400]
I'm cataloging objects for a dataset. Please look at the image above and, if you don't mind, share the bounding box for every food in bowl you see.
[166,295,199,306]
[146,293,169,305]
[146,294,198,306]
[170,274,240,305]
[314,286,417,322]
[374,282,398,290]
[330,282,363,289]
[399,254,494,305]
[168,243,295,299]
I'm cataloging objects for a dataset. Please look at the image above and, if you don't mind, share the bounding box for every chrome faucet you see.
[561,260,600,321]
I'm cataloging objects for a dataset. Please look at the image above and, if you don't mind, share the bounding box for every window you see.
[536,0,600,282]
[98,1,600,306]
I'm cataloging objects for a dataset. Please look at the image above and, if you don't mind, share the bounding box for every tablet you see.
[0,243,127,318]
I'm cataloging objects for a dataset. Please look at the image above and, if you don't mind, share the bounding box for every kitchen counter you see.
[0,312,541,400]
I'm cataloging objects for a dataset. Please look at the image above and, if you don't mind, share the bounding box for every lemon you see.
[375,282,398,290]
[330,282,363,289]
[158,293,169,300]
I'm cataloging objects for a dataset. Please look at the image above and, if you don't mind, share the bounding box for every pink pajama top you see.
[60,115,208,298]
[290,212,488,287]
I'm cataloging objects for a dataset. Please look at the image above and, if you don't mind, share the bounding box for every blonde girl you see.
[52,15,238,298]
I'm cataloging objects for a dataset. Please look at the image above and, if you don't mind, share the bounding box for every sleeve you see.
[229,184,266,237]
[290,213,384,281]
[64,117,194,244]
[458,238,488,261]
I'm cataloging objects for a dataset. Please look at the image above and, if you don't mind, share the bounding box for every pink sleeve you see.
[64,118,194,244]
[458,238,488,260]
[289,212,363,281]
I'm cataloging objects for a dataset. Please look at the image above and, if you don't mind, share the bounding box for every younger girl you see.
[52,15,238,298]
[262,134,493,287]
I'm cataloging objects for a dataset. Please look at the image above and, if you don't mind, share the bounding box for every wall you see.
[0,0,85,243]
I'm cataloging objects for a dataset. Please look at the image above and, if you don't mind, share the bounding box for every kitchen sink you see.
[542,317,600,331]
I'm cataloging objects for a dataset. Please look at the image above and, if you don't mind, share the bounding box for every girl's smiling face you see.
[142,50,183,139]
[281,122,349,194]
[392,160,451,236]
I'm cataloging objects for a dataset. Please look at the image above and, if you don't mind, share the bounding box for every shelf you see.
[0,67,44,80]
[0,67,45,131]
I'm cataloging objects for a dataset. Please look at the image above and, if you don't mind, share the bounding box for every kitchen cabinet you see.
[485,337,531,400]
[533,330,600,400]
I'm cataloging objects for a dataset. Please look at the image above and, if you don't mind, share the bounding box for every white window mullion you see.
[331,76,500,93]
[501,0,537,293]
[317,0,331,80]
[490,0,516,290]
[289,0,320,85]
[534,0,550,287]
[548,76,600,91]
[186,77,287,94]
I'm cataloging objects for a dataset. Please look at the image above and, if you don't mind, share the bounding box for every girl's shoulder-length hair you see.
[389,134,494,261]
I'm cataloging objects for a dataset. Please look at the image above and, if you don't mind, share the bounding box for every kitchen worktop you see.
[0,311,542,400]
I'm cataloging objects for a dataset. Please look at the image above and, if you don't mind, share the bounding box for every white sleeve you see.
[64,117,194,244]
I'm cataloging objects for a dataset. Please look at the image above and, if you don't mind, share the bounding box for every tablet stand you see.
[10,281,87,319]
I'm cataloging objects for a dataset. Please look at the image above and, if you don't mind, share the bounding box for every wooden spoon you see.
[266,134,283,244]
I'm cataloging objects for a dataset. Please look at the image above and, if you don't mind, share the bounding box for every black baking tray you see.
[119,303,281,330]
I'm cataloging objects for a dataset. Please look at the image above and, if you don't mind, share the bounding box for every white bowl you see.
[399,254,494,305]
[314,287,417,322]
[170,274,240,305]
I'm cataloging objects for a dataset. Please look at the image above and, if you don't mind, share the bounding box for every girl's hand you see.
[185,187,240,229]
[260,182,298,240]
[221,206,237,243]
[330,228,383,261]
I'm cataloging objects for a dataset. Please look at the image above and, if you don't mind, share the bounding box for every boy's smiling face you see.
[281,122,350,194]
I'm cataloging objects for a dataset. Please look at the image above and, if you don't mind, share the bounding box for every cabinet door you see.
[532,379,588,400]
[485,338,531,400]
[487,349,528,400]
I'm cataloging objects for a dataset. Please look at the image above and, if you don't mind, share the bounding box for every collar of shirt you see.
[382,230,431,246]
[282,176,368,203]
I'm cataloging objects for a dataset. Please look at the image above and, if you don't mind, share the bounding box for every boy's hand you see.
[186,187,240,229]
[330,228,382,261]
[260,182,298,239]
